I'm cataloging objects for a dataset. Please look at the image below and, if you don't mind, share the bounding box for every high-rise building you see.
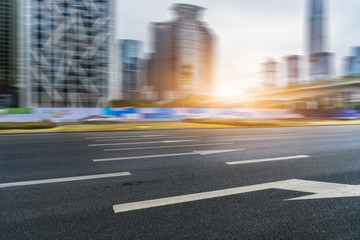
[263,59,279,89]
[285,55,302,86]
[17,0,116,108]
[0,1,18,107]
[121,40,143,100]
[308,0,333,81]
[0,1,17,81]
[147,4,215,101]
[344,47,360,77]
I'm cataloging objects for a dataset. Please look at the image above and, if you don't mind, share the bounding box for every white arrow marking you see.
[104,143,235,152]
[113,179,360,213]
[94,136,197,142]
[88,140,196,147]
[86,135,166,140]
[0,172,131,189]
[93,149,243,162]
[226,155,310,165]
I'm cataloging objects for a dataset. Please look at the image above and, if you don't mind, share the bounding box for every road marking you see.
[94,136,197,142]
[104,142,235,152]
[226,155,310,165]
[113,179,360,213]
[88,140,196,147]
[94,149,243,162]
[0,172,131,188]
[86,135,167,140]
[0,133,79,137]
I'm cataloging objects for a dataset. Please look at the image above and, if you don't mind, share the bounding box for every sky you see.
[116,0,360,96]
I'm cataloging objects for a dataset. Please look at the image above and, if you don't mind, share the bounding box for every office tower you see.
[285,55,302,85]
[0,1,18,107]
[18,0,116,108]
[147,4,215,101]
[308,0,333,81]
[344,47,360,77]
[121,40,143,100]
[0,1,17,81]
[263,59,278,89]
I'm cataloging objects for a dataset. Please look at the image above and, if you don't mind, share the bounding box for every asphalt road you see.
[1,125,360,239]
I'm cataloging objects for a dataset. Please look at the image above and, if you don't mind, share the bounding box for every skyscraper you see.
[0,1,17,81]
[18,0,116,108]
[344,47,360,77]
[0,1,18,107]
[285,55,302,86]
[308,0,333,81]
[147,4,215,101]
[262,59,279,89]
[121,40,143,100]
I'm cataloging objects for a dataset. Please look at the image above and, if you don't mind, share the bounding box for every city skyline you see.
[117,0,360,96]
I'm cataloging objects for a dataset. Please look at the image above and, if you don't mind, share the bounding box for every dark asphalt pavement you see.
[1,125,360,239]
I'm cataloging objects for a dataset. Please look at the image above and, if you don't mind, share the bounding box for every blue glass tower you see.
[121,40,142,100]
[308,0,332,81]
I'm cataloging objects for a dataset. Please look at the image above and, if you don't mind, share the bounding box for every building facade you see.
[344,47,360,77]
[121,40,143,100]
[263,59,279,89]
[0,1,17,81]
[0,1,18,107]
[147,4,215,101]
[18,0,116,108]
[308,0,333,81]
[285,55,302,86]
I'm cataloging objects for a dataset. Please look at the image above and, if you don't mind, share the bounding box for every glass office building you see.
[121,40,142,100]
[0,0,17,80]
[148,4,215,101]
[18,0,116,107]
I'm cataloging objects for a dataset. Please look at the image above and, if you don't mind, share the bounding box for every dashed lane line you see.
[0,172,131,188]
[226,155,310,165]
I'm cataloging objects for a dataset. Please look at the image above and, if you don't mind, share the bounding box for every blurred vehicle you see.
[79,115,122,124]
[183,114,208,121]
[277,114,305,120]
[227,114,247,120]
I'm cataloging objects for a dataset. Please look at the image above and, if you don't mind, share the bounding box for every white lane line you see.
[104,142,235,152]
[226,155,310,165]
[94,149,243,162]
[0,172,131,188]
[86,135,167,140]
[88,140,196,147]
[0,133,79,137]
[113,178,360,213]
[94,136,197,142]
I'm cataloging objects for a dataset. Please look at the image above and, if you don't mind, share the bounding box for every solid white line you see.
[88,140,196,147]
[86,135,167,140]
[94,136,197,142]
[0,172,131,188]
[226,155,310,165]
[94,149,243,162]
[104,142,235,152]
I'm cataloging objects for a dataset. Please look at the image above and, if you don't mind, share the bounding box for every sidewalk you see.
[0,120,360,134]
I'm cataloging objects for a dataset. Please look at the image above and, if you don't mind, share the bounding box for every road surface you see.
[1,125,360,239]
